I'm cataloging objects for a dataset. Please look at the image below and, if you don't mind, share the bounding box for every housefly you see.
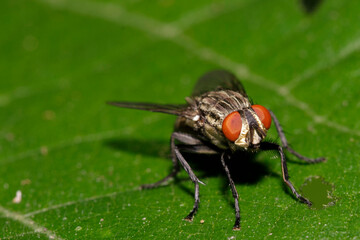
[107,70,325,230]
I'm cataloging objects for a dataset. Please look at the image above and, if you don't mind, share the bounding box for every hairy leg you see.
[220,152,241,230]
[269,110,325,163]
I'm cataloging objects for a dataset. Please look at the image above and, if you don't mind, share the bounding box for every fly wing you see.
[107,101,188,116]
[191,70,247,97]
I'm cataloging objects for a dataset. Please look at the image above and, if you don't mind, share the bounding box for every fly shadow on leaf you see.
[104,138,280,193]
[104,138,320,205]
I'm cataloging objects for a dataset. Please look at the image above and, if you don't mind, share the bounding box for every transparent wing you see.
[191,70,247,97]
[107,101,187,116]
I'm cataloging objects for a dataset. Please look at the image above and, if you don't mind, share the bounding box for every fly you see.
[107,70,325,230]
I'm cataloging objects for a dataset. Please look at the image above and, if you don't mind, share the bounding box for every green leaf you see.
[1,0,359,239]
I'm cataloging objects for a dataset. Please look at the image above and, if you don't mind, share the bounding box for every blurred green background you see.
[1,0,359,239]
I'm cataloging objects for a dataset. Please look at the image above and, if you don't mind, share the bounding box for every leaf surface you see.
[1,0,359,239]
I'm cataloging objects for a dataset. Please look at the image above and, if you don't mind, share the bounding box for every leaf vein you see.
[0,204,62,240]
[33,0,360,138]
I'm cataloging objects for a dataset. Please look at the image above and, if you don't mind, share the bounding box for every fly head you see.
[222,105,272,150]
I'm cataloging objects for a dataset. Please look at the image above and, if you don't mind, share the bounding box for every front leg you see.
[269,110,325,163]
[220,152,241,230]
[261,142,312,206]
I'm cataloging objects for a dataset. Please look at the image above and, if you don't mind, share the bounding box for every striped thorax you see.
[189,90,268,151]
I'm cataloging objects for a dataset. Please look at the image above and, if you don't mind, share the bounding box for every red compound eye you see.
[251,105,272,129]
[222,111,242,141]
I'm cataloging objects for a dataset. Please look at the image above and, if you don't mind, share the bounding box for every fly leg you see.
[141,132,205,221]
[175,146,202,221]
[269,110,325,163]
[141,132,203,189]
[140,136,179,189]
[261,142,312,206]
[220,152,241,230]
[170,132,205,221]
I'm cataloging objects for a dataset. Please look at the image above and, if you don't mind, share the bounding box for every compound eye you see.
[251,105,272,129]
[222,111,242,141]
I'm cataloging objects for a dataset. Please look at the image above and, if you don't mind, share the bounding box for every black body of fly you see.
[107,70,325,230]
